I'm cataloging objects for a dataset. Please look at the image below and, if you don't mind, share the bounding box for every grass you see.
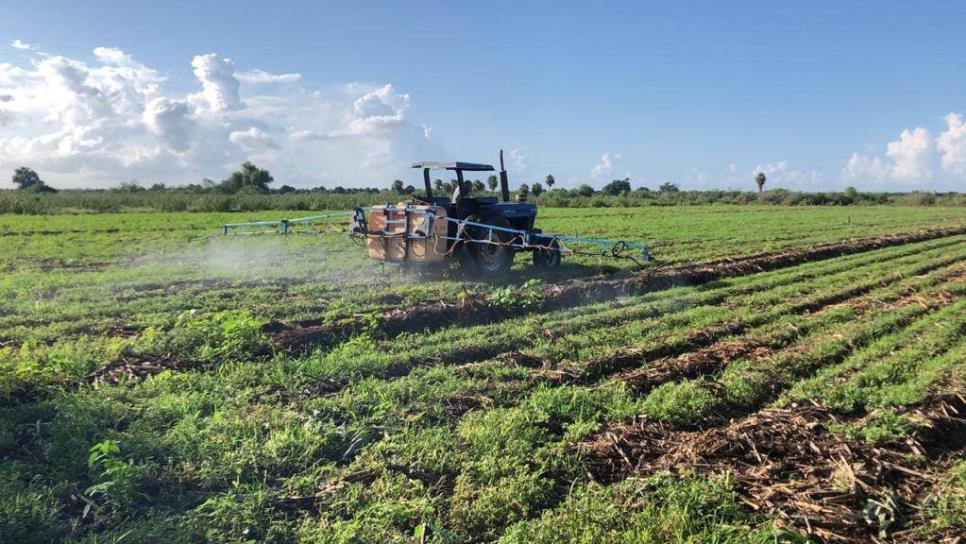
[0,205,964,543]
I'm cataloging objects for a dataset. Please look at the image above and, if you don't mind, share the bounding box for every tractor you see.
[223,150,650,276]
[370,150,557,276]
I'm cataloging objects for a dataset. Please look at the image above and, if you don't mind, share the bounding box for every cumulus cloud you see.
[507,148,528,172]
[936,112,966,176]
[235,69,301,84]
[11,39,32,50]
[590,152,621,180]
[752,160,820,186]
[290,83,412,140]
[191,53,242,112]
[229,126,278,150]
[345,83,409,135]
[93,46,135,66]
[0,50,164,169]
[885,127,932,180]
[844,153,887,182]
[841,115,966,189]
[0,43,444,188]
[143,97,193,151]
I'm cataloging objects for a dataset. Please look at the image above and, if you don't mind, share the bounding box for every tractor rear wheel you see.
[465,215,515,277]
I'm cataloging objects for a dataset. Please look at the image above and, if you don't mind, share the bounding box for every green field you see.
[2,206,965,543]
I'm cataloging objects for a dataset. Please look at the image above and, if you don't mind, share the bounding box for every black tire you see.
[456,215,481,274]
[466,215,515,277]
[533,239,562,269]
[456,243,478,273]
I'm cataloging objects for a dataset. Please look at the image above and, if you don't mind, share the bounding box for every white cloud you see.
[885,127,932,180]
[843,153,887,182]
[290,83,412,140]
[841,122,954,186]
[190,53,242,112]
[143,97,193,151]
[687,168,707,185]
[345,83,409,135]
[11,39,32,51]
[590,152,621,181]
[753,160,820,186]
[93,46,135,66]
[936,112,966,176]
[235,69,301,84]
[229,126,278,150]
[508,148,528,172]
[0,43,444,188]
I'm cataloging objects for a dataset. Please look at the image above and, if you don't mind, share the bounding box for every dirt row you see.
[528,258,964,388]
[86,233,963,395]
[580,393,965,542]
[545,225,966,307]
[609,269,964,393]
[287,264,960,402]
[267,226,966,354]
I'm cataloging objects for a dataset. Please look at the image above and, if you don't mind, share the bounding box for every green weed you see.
[487,279,544,310]
[642,379,723,424]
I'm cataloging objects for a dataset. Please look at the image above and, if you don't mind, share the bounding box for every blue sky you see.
[0,1,964,190]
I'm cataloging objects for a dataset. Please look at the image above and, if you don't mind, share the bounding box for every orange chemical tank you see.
[366,203,448,263]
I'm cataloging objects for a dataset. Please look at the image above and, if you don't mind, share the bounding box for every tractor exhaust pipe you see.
[499,149,510,202]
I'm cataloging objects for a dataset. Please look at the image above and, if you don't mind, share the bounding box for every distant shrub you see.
[0,185,961,215]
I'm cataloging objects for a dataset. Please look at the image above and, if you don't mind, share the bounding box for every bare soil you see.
[580,394,966,542]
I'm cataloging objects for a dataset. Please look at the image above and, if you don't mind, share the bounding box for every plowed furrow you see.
[614,267,965,393]
[539,253,964,385]
[269,228,966,353]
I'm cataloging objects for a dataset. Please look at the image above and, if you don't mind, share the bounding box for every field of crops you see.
[1,205,964,543]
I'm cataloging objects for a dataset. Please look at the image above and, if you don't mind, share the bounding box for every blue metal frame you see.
[220,206,651,263]
[222,212,352,235]
[439,216,650,263]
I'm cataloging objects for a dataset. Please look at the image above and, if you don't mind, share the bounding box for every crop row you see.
[3,233,961,403]
[15,239,955,542]
[299,261,964,541]
[3,215,965,542]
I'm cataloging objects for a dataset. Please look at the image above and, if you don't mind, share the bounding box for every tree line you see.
[3,163,962,214]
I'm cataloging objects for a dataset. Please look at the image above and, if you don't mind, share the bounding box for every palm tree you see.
[486,175,498,192]
[755,172,766,194]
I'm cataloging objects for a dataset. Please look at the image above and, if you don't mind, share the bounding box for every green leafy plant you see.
[487,279,544,311]
[86,439,153,510]
[177,309,269,361]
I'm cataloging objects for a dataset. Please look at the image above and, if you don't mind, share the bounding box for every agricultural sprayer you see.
[222,150,651,276]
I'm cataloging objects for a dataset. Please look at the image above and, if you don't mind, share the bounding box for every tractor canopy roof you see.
[410,161,494,172]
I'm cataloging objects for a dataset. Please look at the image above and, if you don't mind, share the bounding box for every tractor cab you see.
[410,153,537,232]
